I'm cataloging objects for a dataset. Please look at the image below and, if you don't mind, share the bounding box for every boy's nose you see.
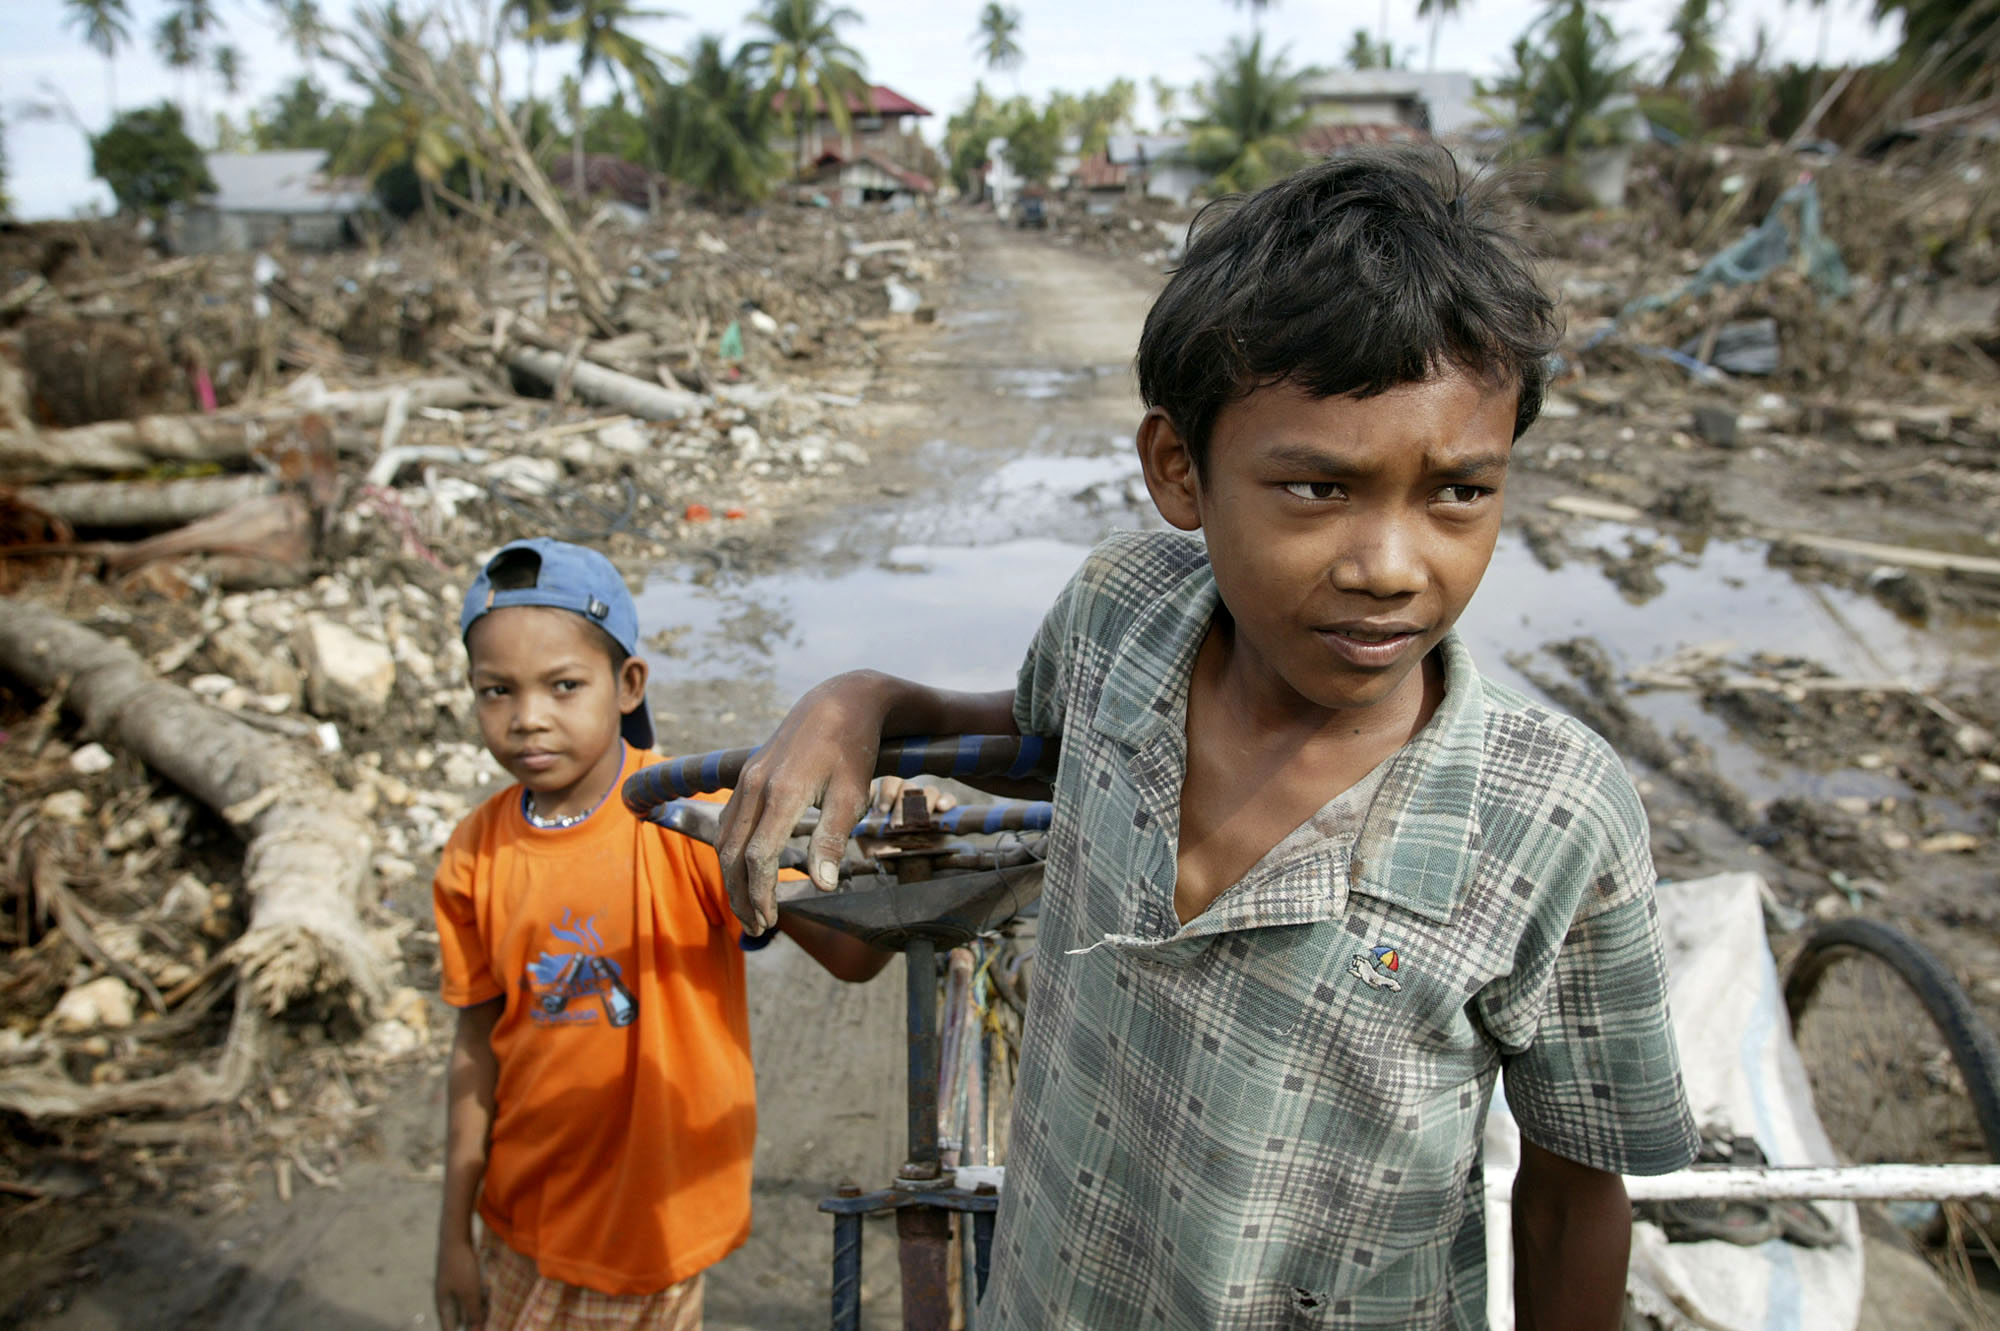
[1328,513,1426,599]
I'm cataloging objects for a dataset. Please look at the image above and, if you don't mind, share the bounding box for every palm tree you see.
[65,0,131,120]
[1227,0,1279,36]
[154,11,199,121]
[268,0,329,77]
[745,0,869,173]
[1516,0,1636,160]
[1417,0,1466,73]
[527,0,674,203]
[972,3,1022,80]
[1149,74,1180,128]
[212,43,243,98]
[335,1,457,215]
[1186,34,1314,195]
[1662,0,1725,91]
[650,34,785,201]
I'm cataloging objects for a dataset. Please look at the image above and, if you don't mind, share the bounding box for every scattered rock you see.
[295,615,398,727]
[40,790,92,824]
[1918,832,1980,854]
[50,976,139,1033]
[68,743,115,775]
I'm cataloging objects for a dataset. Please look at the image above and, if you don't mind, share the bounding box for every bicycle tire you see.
[1784,917,2000,1163]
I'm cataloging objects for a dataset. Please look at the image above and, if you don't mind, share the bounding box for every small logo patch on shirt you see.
[1349,944,1403,992]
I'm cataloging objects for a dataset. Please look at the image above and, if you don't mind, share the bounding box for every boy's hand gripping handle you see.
[620,734,1058,813]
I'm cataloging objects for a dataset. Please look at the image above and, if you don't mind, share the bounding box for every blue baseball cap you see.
[459,538,654,751]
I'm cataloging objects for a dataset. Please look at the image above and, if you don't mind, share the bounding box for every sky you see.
[6,0,1903,220]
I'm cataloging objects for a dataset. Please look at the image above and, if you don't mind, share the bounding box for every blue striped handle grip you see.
[621,734,1057,817]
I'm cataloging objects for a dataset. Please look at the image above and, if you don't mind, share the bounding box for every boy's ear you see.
[616,654,649,715]
[1136,409,1202,532]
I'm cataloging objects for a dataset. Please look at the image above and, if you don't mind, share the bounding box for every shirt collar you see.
[1086,549,1488,926]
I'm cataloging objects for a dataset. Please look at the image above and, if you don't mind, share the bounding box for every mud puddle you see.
[642,463,1996,824]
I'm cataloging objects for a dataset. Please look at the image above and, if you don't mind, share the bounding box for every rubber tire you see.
[1784,916,2000,1162]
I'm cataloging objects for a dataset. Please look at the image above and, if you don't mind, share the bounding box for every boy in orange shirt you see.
[432,538,888,1331]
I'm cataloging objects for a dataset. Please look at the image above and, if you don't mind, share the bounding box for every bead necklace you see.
[521,771,621,830]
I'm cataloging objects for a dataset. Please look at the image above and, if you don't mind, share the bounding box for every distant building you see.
[1297,70,1482,139]
[1105,132,1208,207]
[799,152,937,208]
[772,84,933,165]
[172,150,373,254]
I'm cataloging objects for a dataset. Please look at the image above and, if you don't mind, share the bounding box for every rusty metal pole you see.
[893,806,954,1331]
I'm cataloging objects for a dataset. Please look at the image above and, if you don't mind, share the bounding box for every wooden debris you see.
[0,601,389,1118]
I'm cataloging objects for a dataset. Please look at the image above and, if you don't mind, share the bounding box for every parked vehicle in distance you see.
[1016,196,1047,229]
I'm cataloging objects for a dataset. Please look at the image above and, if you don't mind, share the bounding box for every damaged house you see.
[171,150,374,255]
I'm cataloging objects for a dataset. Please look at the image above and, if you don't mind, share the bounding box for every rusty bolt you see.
[836,1179,862,1198]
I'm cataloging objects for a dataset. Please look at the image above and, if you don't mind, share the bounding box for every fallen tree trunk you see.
[504,345,704,421]
[0,377,485,476]
[0,601,390,1118]
[19,474,277,530]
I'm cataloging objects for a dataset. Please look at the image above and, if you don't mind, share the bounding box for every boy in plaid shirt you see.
[716,148,1698,1329]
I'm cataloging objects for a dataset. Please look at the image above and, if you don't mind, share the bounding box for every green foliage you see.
[1343,28,1397,70]
[333,2,460,213]
[1002,103,1064,184]
[1149,75,1180,128]
[525,0,673,102]
[211,43,243,97]
[649,34,785,201]
[1187,33,1313,195]
[1874,0,1998,91]
[91,102,214,216]
[1065,79,1136,157]
[1503,0,1638,159]
[943,81,1006,193]
[1418,0,1464,72]
[256,76,357,152]
[65,0,131,62]
[269,0,329,64]
[1636,92,1696,140]
[973,3,1023,75]
[584,90,650,162]
[1662,0,1724,91]
[153,10,196,72]
[746,0,869,170]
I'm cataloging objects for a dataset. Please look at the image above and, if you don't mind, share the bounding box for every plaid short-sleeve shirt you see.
[986,531,1698,1330]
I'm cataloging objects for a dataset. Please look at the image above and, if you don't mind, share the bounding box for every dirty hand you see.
[717,672,890,934]
[869,775,958,817]
[435,1235,486,1330]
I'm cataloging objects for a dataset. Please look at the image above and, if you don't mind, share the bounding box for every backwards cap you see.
[459,538,653,751]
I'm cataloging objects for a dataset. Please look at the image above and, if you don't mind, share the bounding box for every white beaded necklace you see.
[521,771,621,830]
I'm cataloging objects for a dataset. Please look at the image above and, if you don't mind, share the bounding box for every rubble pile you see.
[1035,196,1193,271]
[0,200,961,1150]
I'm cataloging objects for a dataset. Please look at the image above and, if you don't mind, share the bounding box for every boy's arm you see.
[1511,1135,1631,1331]
[714,670,1026,934]
[435,996,503,1331]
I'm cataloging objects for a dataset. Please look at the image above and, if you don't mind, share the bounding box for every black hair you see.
[1136,145,1561,473]
[480,548,630,669]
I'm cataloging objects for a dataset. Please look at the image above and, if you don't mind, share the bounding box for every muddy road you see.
[13,218,1998,1329]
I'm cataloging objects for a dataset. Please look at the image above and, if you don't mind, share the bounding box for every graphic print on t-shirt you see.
[526,908,638,1027]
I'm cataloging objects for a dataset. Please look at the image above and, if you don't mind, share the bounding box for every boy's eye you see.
[553,679,583,694]
[477,685,508,700]
[1282,481,1343,501]
[1437,485,1492,505]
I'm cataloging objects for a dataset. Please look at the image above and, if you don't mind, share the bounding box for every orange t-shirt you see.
[433,743,755,1295]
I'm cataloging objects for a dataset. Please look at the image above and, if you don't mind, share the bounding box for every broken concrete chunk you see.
[209,624,304,703]
[68,743,115,775]
[295,615,397,726]
[1690,404,1740,448]
[596,420,649,455]
[50,976,138,1033]
[484,455,563,497]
